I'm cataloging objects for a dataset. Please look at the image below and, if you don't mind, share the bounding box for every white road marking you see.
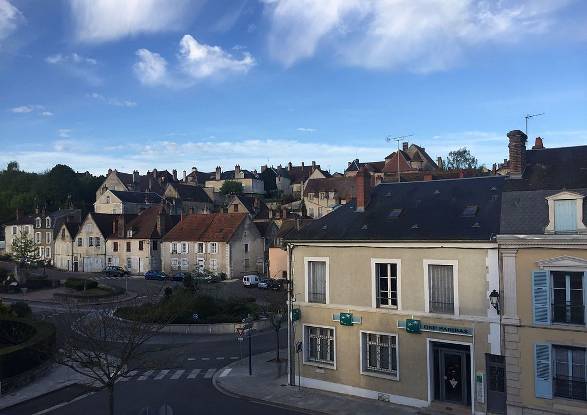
[187,358,196,361]
[201,357,210,361]
[137,370,154,380]
[31,392,95,415]
[187,369,201,379]
[216,357,224,360]
[229,356,239,360]
[219,368,232,378]
[204,369,216,379]
[117,370,138,382]
[154,369,170,380]
[170,369,185,380]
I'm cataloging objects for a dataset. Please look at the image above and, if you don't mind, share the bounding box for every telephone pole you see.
[386,134,413,182]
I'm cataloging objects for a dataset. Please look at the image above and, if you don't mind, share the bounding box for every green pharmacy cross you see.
[332,313,362,326]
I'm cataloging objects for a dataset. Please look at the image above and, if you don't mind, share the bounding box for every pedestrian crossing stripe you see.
[137,370,154,380]
[154,369,169,380]
[117,368,230,382]
[203,369,216,379]
[170,369,185,379]
[187,369,200,379]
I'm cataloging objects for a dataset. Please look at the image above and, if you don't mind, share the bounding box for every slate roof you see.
[168,183,212,204]
[500,145,587,234]
[111,190,164,204]
[303,177,356,200]
[90,213,136,239]
[63,222,80,238]
[345,159,386,173]
[288,176,505,242]
[163,213,247,242]
[5,215,35,226]
[288,165,320,184]
[230,194,270,219]
[114,170,173,195]
[185,169,211,185]
[209,170,259,181]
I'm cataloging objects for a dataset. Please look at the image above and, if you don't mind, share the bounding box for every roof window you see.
[388,208,403,219]
[461,205,478,217]
[411,224,419,229]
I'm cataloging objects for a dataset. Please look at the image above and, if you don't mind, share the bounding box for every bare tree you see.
[55,298,175,415]
[267,292,287,362]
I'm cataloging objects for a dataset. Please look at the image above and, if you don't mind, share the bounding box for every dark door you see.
[486,354,507,414]
[73,261,78,272]
[440,350,467,404]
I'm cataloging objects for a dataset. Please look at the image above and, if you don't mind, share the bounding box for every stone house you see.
[204,165,265,196]
[32,209,81,265]
[286,161,329,198]
[163,182,214,215]
[94,189,164,214]
[260,165,292,198]
[95,168,176,200]
[54,222,80,271]
[161,213,264,278]
[303,176,356,219]
[3,214,35,257]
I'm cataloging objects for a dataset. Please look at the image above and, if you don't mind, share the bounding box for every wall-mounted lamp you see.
[489,289,500,315]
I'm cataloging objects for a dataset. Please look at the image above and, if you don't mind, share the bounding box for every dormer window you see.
[46,217,51,228]
[106,196,111,204]
[127,230,133,238]
[35,218,42,228]
[545,192,586,234]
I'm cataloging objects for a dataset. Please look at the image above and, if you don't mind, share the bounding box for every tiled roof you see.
[288,176,505,241]
[163,213,247,242]
[125,206,180,239]
[90,213,136,238]
[303,176,356,200]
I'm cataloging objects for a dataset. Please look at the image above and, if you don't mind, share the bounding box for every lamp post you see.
[489,289,500,315]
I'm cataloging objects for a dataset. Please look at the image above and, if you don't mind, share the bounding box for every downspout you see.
[287,243,296,386]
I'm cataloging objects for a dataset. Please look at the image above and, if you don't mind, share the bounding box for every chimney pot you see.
[261,165,267,173]
[312,161,316,170]
[402,142,409,152]
[215,166,221,181]
[172,169,177,180]
[288,162,292,171]
[532,136,544,150]
[183,170,187,181]
[507,129,528,178]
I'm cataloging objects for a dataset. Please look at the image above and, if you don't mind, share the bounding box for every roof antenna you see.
[524,113,544,137]
[386,134,413,182]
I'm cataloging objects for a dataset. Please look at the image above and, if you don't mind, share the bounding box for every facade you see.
[286,161,328,197]
[161,213,264,278]
[498,132,587,415]
[3,214,35,256]
[227,194,270,219]
[260,165,292,198]
[94,189,164,214]
[164,182,214,215]
[54,222,80,271]
[32,209,81,265]
[205,165,265,195]
[303,176,355,219]
[286,171,505,414]
[96,168,175,200]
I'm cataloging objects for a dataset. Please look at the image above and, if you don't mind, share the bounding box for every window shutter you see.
[169,243,173,253]
[532,270,550,325]
[534,343,552,399]
[186,242,189,254]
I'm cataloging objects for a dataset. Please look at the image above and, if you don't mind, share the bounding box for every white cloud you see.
[68,0,196,43]
[87,92,137,107]
[11,105,35,113]
[134,35,255,87]
[9,105,54,117]
[46,53,97,65]
[45,52,102,85]
[41,111,54,117]
[58,129,72,138]
[0,0,23,42]
[263,0,574,71]
[297,127,316,132]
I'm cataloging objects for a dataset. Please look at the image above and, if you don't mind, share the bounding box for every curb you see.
[0,290,139,307]
[0,381,91,411]
[212,357,327,415]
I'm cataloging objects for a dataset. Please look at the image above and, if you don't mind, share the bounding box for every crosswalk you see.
[117,367,231,383]
[91,275,144,281]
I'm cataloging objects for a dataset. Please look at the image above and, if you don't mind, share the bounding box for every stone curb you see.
[0,290,139,307]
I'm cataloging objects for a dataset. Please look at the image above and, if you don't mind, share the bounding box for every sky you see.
[0,0,586,175]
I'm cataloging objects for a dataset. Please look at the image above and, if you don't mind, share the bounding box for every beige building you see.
[94,189,164,214]
[163,182,213,215]
[161,213,264,278]
[303,176,355,219]
[286,171,506,414]
[96,168,175,200]
[499,132,587,414]
[205,165,265,196]
[4,214,35,257]
[31,209,81,265]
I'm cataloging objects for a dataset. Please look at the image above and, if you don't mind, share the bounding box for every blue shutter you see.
[534,343,552,399]
[554,200,577,232]
[532,270,550,325]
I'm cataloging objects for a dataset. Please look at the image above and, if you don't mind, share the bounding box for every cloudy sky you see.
[1,0,586,175]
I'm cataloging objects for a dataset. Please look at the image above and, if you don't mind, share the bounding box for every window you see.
[197,242,205,253]
[61,228,65,239]
[35,218,41,228]
[127,230,133,238]
[197,257,205,270]
[388,208,402,219]
[555,200,577,232]
[39,247,44,258]
[307,259,327,304]
[171,243,178,254]
[95,237,101,248]
[113,242,119,252]
[319,192,325,200]
[308,207,314,217]
[181,242,188,254]
[45,247,50,258]
[139,241,144,251]
[305,325,335,366]
[553,346,586,401]
[126,257,132,270]
[426,263,456,314]
[35,232,41,244]
[46,232,52,244]
[233,204,239,212]
[210,258,218,271]
[244,258,250,268]
[45,217,51,228]
[308,193,314,201]
[77,237,82,247]
[152,240,158,251]
[126,242,131,252]
[171,258,179,270]
[461,205,478,217]
[361,332,398,379]
[181,258,188,270]
[209,243,218,254]
[244,243,249,253]
[373,261,398,308]
[88,237,94,247]
[552,271,584,325]
[12,226,17,235]
[106,196,110,204]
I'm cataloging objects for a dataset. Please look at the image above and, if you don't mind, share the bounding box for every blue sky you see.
[1,0,586,175]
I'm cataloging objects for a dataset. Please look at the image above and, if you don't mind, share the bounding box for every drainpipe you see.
[287,243,296,386]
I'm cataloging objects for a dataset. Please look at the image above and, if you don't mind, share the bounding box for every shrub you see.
[164,287,173,298]
[217,272,228,281]
[64,278,98,291]
[10,301,32,318]
[24,276,52,290]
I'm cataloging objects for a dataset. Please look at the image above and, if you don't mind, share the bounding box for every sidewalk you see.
[0,364,91,410]
[213,350,420,415]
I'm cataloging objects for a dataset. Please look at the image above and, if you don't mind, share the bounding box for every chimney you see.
[532,137,544,150]
[288,162,292,171]
[347,162,351,168]
[492,163,497,175]
[157,212,166,234]
[507,129,528,178]
[436,157,444,170]
[312,161,316,171]
[172,169,177,181]
[235,164,241,178]
[152,168,158,178]
[108,168,112,175]
[355,167,371,212]
[261,165,267,173]
[424,174,433,181]
[182,170,187,181]
[133,170,139,183]
[215,166,221,181]
[402,142,409,152]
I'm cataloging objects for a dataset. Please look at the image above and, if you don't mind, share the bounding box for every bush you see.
[24,276,52,291]
[10,301,32,318]
[0,254,12,261]
[64,278,97,291]
[217,272,228,281]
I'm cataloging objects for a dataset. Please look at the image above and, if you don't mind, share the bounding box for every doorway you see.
[486,354,506,414]
[432,342,471,407]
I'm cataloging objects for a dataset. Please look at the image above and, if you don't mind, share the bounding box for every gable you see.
[536,256,587,270]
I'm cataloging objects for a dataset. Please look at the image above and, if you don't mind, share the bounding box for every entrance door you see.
[486,354,506,414]
[440,350,467,404]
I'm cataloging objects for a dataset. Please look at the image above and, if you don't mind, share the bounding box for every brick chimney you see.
[182,170,187,181]
[235,164,241,178]
[287,162,292,171]
[532,137,544,150]
[132,170,139,184]
[312,161,316,171]
[261,165,267,173]
[507,130,528,178]
[402,142,409,152]
[215,166,221,181]
[172,169,177,181]
[355,167,371,212]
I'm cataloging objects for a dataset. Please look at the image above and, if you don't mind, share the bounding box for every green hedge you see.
[64,278,98,291]
[0,318,56,379]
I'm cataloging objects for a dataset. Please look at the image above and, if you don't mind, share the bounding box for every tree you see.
[444,147,478,170]
[219,180,243,195]
[267,293,287,362]
[11,233,40,283]
[6,161,19,171]
[56,298,176,415]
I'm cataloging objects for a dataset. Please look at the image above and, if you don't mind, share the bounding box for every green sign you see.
[291,308,301,322]
[405,319,421,334]
[339,312,353,326]
[397,320,473,336]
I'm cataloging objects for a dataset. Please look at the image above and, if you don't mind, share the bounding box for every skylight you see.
[388,208,403,219]
[462,205,478,217]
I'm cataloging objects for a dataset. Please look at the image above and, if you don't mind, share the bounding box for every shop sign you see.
[397,320,473,336]
[291,308,301,322]
[332,313,362,325]
[405,319,421,334]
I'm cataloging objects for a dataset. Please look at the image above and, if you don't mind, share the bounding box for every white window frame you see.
[45,247,51,258]
[304,257,330,304]
[46,232,52,244]
[171,258,179,270]
[39,247,44,258]
[371,258,402,310]
[171,242,178,254]
[197,257,205,270]
[359,330,399,381]
[302,324,336,369]
[423,259,459,316]
[35,218,41,228]
[210,258,218,271]
[181,242,189,254]
[45,217,51,228]
[180,258,189,270]
[545,191,586,234]
[209,242,218,254]
[197,242,205,254]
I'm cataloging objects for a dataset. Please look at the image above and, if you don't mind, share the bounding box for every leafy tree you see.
[444,147,478,170]
[7,161,19,171]
[267,293,287,362]
[219,180,243,195]
[12,233,39,265]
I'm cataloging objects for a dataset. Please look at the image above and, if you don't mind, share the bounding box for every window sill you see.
[543,323,587,331]
[303,360,335,370]
[360,370,399,381]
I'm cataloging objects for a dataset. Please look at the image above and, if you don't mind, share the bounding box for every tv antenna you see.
[386,134,413,182]
[524,113,544,137]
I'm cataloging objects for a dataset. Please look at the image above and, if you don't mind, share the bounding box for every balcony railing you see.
[552,303,585,325]
[308,292,326,304]
[554,376,587,401]
[429,301,454,314]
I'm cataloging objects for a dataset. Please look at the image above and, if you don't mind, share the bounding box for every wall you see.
[106,239,160,274]
[72,216,106,272]
[54,226,73,270]
[269,247,287,279]
[95,172,127,200]
[3,224,34,255]
[161,240,229,276]
[228,218,265,278]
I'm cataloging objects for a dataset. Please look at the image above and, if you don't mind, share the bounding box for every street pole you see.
[248,329,252,376]
[287,244,296,386]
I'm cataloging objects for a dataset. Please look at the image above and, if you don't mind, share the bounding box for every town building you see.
[161,213,264,278]
[163,182,214,215]
[32,208,81,265]
[96,168,176,200]
[498,131,587,415]
[205,165,265,195]
[226,194,270,219]
[260,165,292,198]
[54,222,80,271]
[3,213,35,257]
[303,176,356,219]
[286,169,505,414]
[286,161,329,198]
[94,189,164,214]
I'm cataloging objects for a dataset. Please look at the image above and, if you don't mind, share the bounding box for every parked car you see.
[171,272,187,282]
[102,266,130,278]
[257,278,270,289]
[268,279,283,291]
[144,270,168,281]
[242,275,259,287]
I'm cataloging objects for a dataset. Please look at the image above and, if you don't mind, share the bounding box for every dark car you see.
[171,272,188,282]
[144,270,168,281]
[102,266,130,278]
[268,279,283,291]
[257,278,270,289]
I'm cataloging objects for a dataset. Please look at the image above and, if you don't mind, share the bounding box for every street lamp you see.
[489,289,500,314]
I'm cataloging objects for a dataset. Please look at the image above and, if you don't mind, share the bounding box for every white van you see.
[242,275,259,287]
